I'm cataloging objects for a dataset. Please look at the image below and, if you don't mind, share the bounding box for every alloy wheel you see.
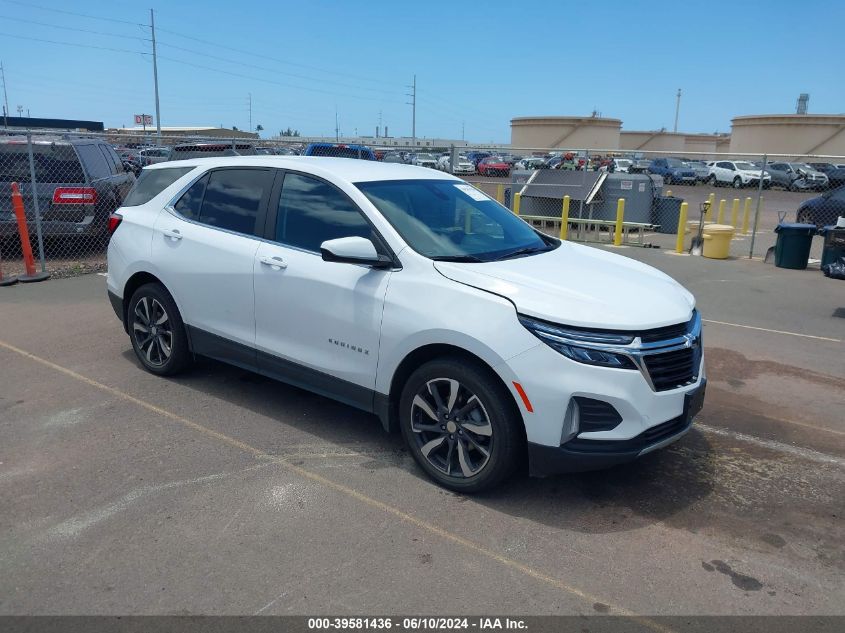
[410,378,493,478]
[132,296,173,367]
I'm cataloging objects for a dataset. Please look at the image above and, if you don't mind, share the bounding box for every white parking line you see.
[702,319,841,343]
[698,424,845,467]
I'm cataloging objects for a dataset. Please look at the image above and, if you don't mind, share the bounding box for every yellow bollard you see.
[706,193,715,222]
[613,198,625,246]
[717,199,726,224]
[731,198,740,228]
[742,197,752,235]
[496,183,504,204]
[676,202,688,254]
[559,195,570,240]
[666,189,673,198]
[513,192,521,216]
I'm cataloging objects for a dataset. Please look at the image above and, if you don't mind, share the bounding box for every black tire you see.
[399,356,523,493]
[664,174,673,186]
[128,282,191,376]
[796,209,814,226]
[708,175,718,187]
[733,176,743,189]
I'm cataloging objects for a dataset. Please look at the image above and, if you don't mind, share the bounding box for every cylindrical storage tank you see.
[510,116,621,150]
[683,134,723,157]
[730,114,845,156]
[619,131,686,153]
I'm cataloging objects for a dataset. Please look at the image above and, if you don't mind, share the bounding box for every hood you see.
[433,242,695,330]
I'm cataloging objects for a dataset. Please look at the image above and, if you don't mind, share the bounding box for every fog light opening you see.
[561,399,580,445]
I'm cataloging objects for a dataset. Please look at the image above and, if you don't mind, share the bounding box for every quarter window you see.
[174,174,208,220]
[275,173,372,252]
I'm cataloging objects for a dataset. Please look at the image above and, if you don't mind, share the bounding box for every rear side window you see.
[123,167,194,206]
[0,143,85,183]
[196,168,272,235]
[75,144,111,180]
[276,172,371,251]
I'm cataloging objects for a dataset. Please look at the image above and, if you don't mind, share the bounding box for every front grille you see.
[639,316,692,343]
[644,347,698,391]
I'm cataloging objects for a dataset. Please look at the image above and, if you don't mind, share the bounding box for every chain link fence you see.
[2,129,844,283]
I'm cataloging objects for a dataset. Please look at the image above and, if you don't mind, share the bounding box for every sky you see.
[1,0,843,143]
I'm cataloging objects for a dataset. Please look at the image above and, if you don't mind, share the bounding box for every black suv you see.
[1,136,135,241]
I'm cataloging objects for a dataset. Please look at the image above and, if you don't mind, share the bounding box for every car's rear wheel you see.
[128,283,191,376]
[399,357,523,493]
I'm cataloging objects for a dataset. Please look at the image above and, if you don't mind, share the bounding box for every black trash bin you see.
[773,223,816,269]
[652,196,684,235]
[819,226,845,268]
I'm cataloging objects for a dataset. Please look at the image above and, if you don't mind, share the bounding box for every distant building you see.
[1,116,104,131]
[275,135,509,150]
[107,126,259,140]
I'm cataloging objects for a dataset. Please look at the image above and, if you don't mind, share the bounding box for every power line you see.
[0,31,148,56]
[0,0,144,26]
[0,14,150,40]
[155,54,405,105]
[155,40,402,98]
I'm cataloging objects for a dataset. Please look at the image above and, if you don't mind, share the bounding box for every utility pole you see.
[673,88,682,133]
[335,108,339,142]
[0,61,9,128]
[406,74,416,147]
[461,121,465,141]
[150,9,162,141]
[248,93,252,133]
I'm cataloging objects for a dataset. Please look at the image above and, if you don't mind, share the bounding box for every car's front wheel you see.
[708,175,718,187]
[128,283,191,376]
[796,209,815,226]
[733,176,743,189]
[399,357,523,493]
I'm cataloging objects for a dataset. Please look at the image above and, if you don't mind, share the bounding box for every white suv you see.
[707,160,771,189]
[107,157,705,492]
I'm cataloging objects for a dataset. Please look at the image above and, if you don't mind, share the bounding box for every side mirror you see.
[320,236,392,268]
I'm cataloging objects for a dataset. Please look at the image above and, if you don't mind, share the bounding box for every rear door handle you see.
[258,255,287,269]
[162,228,182,240]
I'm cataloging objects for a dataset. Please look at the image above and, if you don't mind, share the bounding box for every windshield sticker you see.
[455,183,489,201]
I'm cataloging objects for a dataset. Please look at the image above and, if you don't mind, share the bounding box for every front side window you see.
[275,173,372,252]
[357,179,554,262]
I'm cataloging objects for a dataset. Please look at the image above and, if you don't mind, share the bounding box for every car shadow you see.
[123,352,716,535]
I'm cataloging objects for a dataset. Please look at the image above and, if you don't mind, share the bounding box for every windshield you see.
[356,179,554,262]
[666,158,684,167]
[734,161,757,170]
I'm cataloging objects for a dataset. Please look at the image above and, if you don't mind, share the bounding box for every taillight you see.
[53,187,97,205]
[107,213,123,235]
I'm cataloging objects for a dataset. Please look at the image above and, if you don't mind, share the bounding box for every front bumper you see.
[527,379,705,475]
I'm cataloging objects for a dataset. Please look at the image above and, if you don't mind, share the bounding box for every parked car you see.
[465,151,492,167]
[303,143,376,160]
[1,136,135,242]
[684,160,710,182]
[411,153,438,168]
[138,147,171,166]
[437,155,475,174]
[825,166,845,189]
[106,157,704,492]
[765,162,825,191]
[477,156,511,177]
[647,158,697,185]
[628,159,651,174]
[515,157,547,170]
[382,152,405,164]
[795,185,845,227]
[169,143,256,160]
[707,160,770,189]
[612,158,633,173]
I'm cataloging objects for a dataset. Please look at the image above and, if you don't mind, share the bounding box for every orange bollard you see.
[10,182,49,283]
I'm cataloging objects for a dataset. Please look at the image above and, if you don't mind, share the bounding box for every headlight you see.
[519,316,637,369]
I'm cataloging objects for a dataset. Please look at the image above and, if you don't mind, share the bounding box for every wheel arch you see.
[121,272,172,334]
[379,343,526,446]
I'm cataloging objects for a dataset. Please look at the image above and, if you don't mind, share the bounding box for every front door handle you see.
[162,228,182,240]
[258,255,287,269]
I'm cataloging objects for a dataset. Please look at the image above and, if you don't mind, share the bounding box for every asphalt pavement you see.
[0,253,842,617]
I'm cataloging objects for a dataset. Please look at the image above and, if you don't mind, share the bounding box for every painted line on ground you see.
[703,319,841,343]
[0,338,671,631]
[697,424,845,467]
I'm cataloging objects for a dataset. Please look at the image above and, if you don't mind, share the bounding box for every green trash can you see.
[773,223,816,270]
[819,226,845,267]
